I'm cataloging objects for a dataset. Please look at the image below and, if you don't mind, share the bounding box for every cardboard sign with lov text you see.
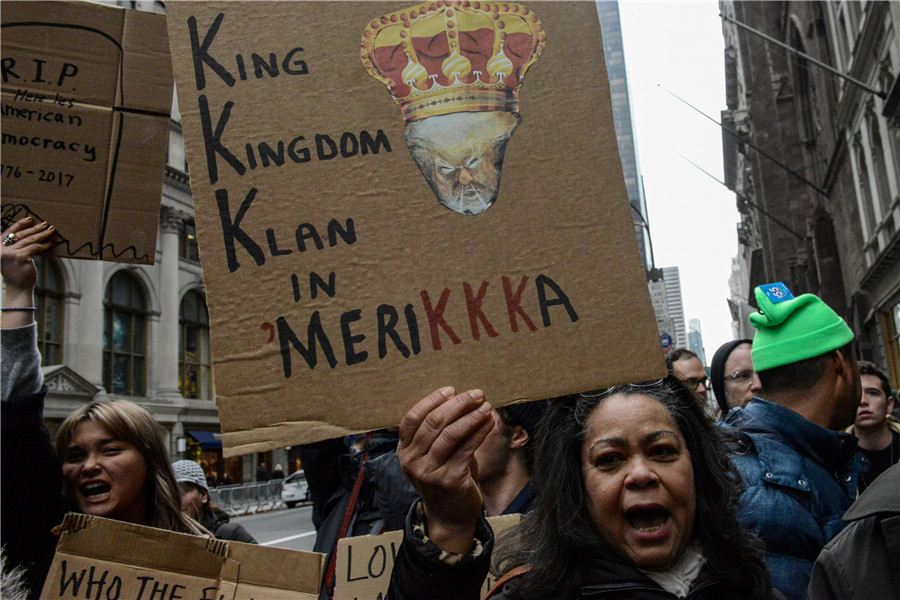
[40,514,324,600]
[166,1,665,455]
[334,514,520,600]
[1,0,172,264]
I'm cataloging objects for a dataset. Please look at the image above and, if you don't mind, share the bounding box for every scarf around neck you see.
[639,541,706,598]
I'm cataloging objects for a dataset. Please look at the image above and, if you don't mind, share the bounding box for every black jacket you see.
[1,386,64,600]
[199,505,257,544]
[807,462,900,599]
[301,432,417,600]
[388,510,778,600]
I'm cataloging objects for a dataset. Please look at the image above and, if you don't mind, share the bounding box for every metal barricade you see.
[208,480,285,516]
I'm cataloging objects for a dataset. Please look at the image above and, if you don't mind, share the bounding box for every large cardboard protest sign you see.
[40,514,231,600]
[1,1,172,264]
[41,514,324,600]
[166,1,665,455]
[334,514,520,600]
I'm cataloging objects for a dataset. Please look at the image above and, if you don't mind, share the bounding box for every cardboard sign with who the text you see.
[334,514,520,600]
[1,0,172,264]
[40,514,323,600]
[166,1,665,455]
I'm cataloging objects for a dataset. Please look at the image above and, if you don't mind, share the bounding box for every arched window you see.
[179,290,211,399]
[103,271,147,395]
[33,257,64,365]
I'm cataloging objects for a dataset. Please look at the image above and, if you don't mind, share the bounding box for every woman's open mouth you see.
[81,482,111,502]
[626,507,670,535]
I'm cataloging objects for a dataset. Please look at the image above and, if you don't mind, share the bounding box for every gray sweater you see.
[2,323,43,405]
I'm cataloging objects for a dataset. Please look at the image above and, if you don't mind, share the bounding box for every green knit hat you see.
[749,282,854,372]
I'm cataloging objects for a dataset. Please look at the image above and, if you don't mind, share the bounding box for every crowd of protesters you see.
[3,215,899,600]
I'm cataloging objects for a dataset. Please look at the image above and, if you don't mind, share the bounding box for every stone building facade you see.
[722,0,900,385]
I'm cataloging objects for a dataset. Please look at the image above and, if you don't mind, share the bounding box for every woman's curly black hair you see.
[494,375,774,599]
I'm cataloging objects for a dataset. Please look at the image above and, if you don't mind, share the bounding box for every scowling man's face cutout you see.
[405,111,520,215]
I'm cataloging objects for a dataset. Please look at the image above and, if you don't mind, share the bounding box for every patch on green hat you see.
[749,282,854,372]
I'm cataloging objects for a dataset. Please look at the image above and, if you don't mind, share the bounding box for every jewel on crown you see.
[361,1,545,124]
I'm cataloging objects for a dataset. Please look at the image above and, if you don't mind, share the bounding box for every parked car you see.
[281,470,309,508]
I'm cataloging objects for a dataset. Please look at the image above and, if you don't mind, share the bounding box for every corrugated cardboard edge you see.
[55,513,229,576]
[220,422,355,458]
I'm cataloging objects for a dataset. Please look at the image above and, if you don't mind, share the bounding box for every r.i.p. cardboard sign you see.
[1,0,172,264]
[166,1,665,455]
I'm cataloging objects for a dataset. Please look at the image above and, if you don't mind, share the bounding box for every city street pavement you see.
[232,504,317,551]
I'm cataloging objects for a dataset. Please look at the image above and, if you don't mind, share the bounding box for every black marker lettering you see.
[188,13,235,90]
[327,218,356,246]
[56,62,78,87]
[309,271,336,299]
[1,58,19,82]
[378,304,410,358]
[198,95,245,184]
[276,312,338,376]
[282,47,308,74]
[536,274,579,326]
[216,187,264,272]
[341,309,368,366]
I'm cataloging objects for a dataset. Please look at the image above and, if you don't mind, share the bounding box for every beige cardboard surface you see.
[225,541,323,600]
[40,514,325,600]
[40,514,230,600]
[167,1,665,455]
[1,0,172,264]
[334,514,520,600]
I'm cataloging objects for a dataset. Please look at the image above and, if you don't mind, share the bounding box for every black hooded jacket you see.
[300,431,417,599]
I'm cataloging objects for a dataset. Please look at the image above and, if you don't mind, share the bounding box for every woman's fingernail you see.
[24,216,33,222]
[478,401,492,413]
[48,225,55,231]
[40,221,48,228]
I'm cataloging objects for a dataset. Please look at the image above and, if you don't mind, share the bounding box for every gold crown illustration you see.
[361,1,545,124]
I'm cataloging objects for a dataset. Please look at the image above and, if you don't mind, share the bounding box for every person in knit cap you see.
[172,460,257,543]
[473,400,548,516]
[723,282,864,600]
[709,338,762,417]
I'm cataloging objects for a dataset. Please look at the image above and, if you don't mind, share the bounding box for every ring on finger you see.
[2,233,18,246]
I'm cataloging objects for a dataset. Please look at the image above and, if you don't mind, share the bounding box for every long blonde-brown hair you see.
[55,400,189,533]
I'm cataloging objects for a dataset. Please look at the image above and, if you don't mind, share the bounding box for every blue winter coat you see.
[724,399,863,600]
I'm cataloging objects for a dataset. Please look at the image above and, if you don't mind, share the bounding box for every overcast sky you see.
[618,1,740,360]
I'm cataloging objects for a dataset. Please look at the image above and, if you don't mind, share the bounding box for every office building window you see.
[180,290,211,399]
[33,257,64,365]
[180,219,200,262]
[103,271,147,395]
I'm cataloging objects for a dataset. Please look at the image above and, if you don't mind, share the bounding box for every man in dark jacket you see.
[172,460,257,543]
[808,462,900,599]
[300,430,418,600]
[725,283,864,600]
